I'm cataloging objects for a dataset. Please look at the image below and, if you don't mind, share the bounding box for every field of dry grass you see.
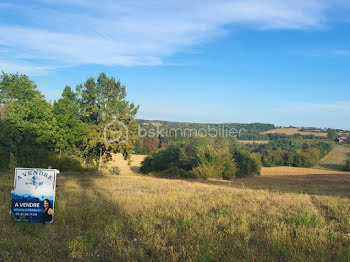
[1,156,350,261]
[261,128,328,137]
[316,144,350,171]
[237,140,269,144]
[109,153,146,176]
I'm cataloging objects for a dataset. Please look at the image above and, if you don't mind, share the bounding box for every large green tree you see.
[76,73,139,171]
[0,73,58,167]
[327,128,338,141]
[0,73,57,146]
[53,86,88,154]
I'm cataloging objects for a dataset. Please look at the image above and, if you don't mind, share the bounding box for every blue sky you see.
[1,0,350,129]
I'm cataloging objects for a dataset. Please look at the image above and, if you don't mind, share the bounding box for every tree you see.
[233,149,261,177]
[327,129,338,141]
[76,73,139,171]
[0,73,61,167]
[53,86,88,154]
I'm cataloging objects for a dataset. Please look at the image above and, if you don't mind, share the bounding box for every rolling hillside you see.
[261,128,328,137]
[316,144,350,171]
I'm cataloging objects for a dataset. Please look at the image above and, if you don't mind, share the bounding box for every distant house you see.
[336,136,349,143]
[151,122,162,127]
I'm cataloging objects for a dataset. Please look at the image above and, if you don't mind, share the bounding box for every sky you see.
[0,0,350,130]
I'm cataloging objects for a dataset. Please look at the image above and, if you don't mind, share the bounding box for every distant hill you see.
[261,127,328,138]
[136,119,275,133]
[262,127,350,138]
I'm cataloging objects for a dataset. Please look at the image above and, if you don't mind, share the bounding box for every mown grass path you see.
[317,144,350,171]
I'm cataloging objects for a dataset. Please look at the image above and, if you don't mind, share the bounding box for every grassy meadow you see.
[316,144,350,171]
[261,128,328,137]
[1,155,350,261]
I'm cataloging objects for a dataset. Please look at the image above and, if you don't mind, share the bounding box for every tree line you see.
[248,138,332,168]
[140,137,261,179]
[0,72,138,171]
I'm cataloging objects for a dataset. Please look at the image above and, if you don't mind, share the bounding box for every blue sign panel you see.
[11,168,58,223]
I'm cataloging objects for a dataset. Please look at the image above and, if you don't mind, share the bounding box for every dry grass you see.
[109,153,146,176]
[1,157,350,261]
[261,128,328,137]
[316,144,350,171]
[238,140,269,144]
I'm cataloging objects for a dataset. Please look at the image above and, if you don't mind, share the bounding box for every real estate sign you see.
[11,168,59,223]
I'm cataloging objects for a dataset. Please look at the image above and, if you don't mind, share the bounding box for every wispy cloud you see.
[0,60,59,76]
[0,0,345,74]
[294,48,350,57]
[275,101,350,113]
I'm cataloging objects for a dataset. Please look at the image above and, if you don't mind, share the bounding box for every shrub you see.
[150,144,180,171]
[192,163,220,179]
[261,143,326,168]
[344,159,350,172]
[221,160,238,180]
[0,145,9,169]
[140,138,259,179]
[51,155,84,172]
[233,149,261,177]
[140,155,153,174]
[158,166,187,178]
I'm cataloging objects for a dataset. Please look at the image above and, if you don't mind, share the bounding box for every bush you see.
[192,163,220,179]
[140,138,259,179]
[261,143,326,168]
[150,144,181,171]
[234,150,261,177]
[50,155,84,172]
[140,139,204,174]
[140,156,153,174]
[0,145,9,169]
[158,166,187,178]
[221,160,238,180]
[344,159,350,172]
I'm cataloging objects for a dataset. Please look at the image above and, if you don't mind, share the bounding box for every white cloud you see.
[275,101,350,113]
[0,61,59,76]
[294,48,350,57]
[0,0,343,74]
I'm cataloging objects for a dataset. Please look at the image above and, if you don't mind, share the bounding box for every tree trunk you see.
[98,150,103,173]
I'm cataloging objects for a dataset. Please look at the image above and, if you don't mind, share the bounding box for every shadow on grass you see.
[130,165,141,173]
[0,173,160,261]
[2,171,350,261]
[53,174,241,261]
[148,171,350,199]
[317,163,346,171]
[199,173,350,198]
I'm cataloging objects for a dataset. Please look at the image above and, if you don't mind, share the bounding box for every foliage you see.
[53,86,88,154]
[233,149,262,177]
[135,121,274,154]
[141,138,260,179]
[254,138,332,168]
[76,73,139,171]
[0,72,138,171]
[327,128,338,141]
[0,73,58,168]
[345,159,350,172]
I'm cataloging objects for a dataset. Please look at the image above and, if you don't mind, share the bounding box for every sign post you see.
[11,168,59,223]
